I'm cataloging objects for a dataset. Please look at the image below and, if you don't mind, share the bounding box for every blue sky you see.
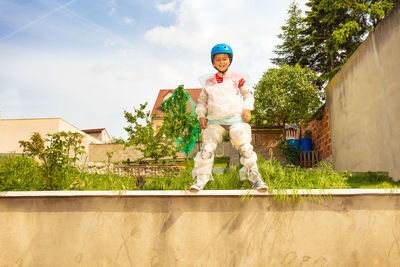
[0,0,307,138]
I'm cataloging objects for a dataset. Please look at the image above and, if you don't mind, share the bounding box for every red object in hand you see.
[238,78,245,88]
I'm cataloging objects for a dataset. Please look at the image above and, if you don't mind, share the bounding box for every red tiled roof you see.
[82,128,106,133]
[151,88,202,117]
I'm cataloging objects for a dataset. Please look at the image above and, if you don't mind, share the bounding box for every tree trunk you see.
[329,53,334,71]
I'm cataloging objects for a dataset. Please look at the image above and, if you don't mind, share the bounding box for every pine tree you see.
[271,1,306,66]
[272,0,398,81]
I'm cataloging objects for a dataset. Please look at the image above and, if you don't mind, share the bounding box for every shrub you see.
[19,131,85,190]
[0,154,43,191]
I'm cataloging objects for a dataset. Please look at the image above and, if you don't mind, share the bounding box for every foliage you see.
[19,131,85,189]
[67,169,140,191]
[346,172,400,189]
[273,0,397,81]
[253,64,322,133]
[124,102,178,162]
[0,154,43,191]
[278,137,301,165]
[160,85,201,158]
[106,151,114,163]
[259,154,350,202]
[109,137,126,144]
[1,154,399,196]
[222,132,230,141]
[271,1,306,66]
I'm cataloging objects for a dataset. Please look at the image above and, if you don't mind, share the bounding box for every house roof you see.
[151,88,202,117]
[82,128,106,133]
[82,128,111,141]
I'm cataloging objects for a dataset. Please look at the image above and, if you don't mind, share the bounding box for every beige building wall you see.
[84,130,111,143]
[326,5,400,180]
[0,118,101,155]
[1,192,400,266]
[152,117,163,131]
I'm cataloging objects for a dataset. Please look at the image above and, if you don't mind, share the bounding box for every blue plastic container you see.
[299,138,312,151]
[286,139,300,151]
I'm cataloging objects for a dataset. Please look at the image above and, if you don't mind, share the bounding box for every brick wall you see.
[302,104,332,161]
[252,129,285,164]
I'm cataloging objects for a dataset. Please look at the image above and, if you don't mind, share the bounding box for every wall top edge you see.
[1,189,399,198]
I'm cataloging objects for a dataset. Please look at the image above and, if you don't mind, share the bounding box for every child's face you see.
[213,53,230,73]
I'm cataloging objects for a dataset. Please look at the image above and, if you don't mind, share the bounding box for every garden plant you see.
[12,131,85,190]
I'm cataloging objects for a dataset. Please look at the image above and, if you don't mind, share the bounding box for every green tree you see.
[160,85,201,160]
[271,1,307,66]
[253,64,322,135]
[124,102,178,162]
[273,0,397,81]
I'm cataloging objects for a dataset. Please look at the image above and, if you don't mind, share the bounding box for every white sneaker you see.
[189,176,208,192]
[189,183,201,192]
[251,180,268,192]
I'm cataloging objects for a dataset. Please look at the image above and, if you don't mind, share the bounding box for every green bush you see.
[278,137,300,165]
[0,155,43,191]
[19,131,85,190]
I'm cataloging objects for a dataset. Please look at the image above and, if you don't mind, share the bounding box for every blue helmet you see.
[211,43,233,64]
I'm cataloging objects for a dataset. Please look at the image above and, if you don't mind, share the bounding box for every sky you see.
[0,0,308,139]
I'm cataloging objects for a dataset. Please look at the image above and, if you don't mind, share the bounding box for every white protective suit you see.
[192,70,262,188]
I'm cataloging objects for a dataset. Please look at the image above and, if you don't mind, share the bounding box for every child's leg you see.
[229,123,267,191]
[191,124,225,191]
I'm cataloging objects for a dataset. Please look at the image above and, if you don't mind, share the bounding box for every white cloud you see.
[145,0,309,82]
[0,0,309,138]
[0,44,200,138]
[109,7,115,15]
[123,16,135,25]
[104,38,118,47]
[156,1,176,13]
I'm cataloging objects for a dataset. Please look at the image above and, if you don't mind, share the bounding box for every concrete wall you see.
[326,4,400,180]
[1,190,400,266]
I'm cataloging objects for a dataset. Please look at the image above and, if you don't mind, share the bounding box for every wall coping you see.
[1,189,399,198]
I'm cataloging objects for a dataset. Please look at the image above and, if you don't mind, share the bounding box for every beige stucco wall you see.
[0,118,59,153]
[88,143,143,162]
[326,5,400,180]
[0,118,101,156]
[88,143,188,162]
[1,191,400,266]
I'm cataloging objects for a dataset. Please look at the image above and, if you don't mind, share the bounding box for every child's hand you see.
[242,109,251,122]
[199,117,208,129]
